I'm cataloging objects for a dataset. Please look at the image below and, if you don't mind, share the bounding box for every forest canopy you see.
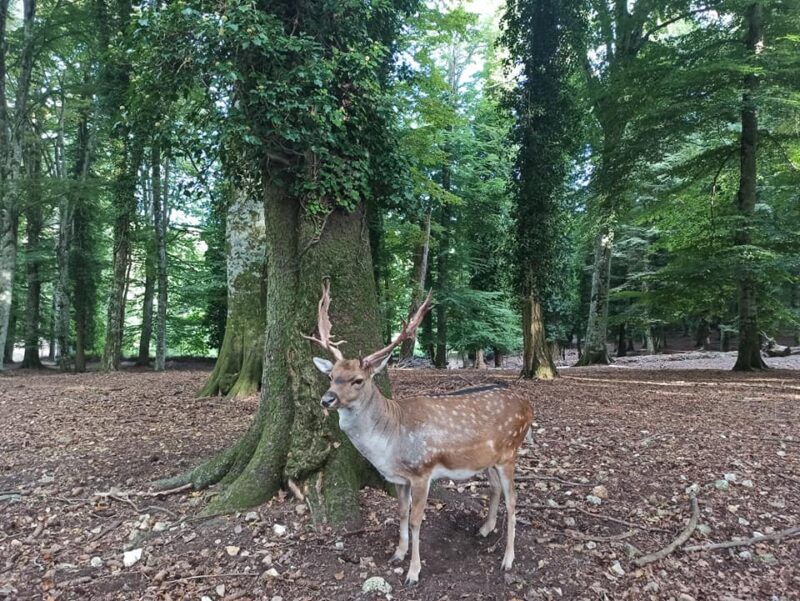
[0,0,798,379]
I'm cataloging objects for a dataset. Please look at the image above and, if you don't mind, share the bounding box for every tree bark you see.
[101,142,141,370]
[21,159,43,368]
[137,170,155,366]
[158,186,385,527]
[522,286,557,380]
[616,322,626,357]
[198,187,266,398]
[154,152,168,371]
[576,227,613,365]
[399,207,432,360]
[733,2,767,371]
[0,0,35,370]
[434,200,451,368]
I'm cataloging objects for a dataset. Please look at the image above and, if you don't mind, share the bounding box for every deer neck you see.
[338,388,403,482]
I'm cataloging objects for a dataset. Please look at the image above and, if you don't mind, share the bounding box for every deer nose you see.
[321,391,338,408]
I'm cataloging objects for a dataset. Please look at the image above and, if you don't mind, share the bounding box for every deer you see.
[305,280,534,585]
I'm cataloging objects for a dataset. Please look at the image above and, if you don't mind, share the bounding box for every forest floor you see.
[1,358,799,601]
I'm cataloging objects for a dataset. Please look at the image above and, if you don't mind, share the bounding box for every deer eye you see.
[352,378,364,386]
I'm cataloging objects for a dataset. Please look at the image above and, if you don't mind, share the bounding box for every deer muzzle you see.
[320,391,339,409]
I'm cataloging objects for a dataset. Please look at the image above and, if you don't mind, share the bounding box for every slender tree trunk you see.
[3,299,14,364]
[493,347,503,367]
[733,2,767,371]
[21,188,43,369]
[101,142,141,370]
[522,283,557,380]
[399,207,432,360]
[0,0,35,370]
[434,198,451,368]
[48,293,56,361]
[616,322,626,357]
[137,171,155,365]
[198,187,266,398]
[576,227,613,365]
[154,153,168,371]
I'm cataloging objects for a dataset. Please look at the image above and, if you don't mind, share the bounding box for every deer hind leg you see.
[479,467,501,537]
[405,477,431,585]
[496,462,517,571]
[391,482,411,563]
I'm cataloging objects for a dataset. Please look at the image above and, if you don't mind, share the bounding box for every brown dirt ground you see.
[1,360,798,601]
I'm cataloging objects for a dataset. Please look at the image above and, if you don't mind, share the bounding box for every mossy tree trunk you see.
[158,185,384,527]
[198,187,266,398]
[521,284,556,380]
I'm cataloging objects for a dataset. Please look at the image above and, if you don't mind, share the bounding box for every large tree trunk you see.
[136,173,155,366]
[157,188,384,527]
[198,187,266,398]
[521,286,557,380]
[154,152,168,371]
[733,2,767,372]
[576,227,613,365]
[399,207,432,360]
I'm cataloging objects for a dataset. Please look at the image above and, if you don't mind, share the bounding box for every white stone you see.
[90,556,103,568]
[609,561,625,576]
[272,524,287,536]
[122,548,142,567]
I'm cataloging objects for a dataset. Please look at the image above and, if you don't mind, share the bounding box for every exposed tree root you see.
[683,525,800,552]
[633,493,699,566]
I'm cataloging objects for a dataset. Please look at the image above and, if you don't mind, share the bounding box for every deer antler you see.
[361,289,434,369]
[303,278,345,362]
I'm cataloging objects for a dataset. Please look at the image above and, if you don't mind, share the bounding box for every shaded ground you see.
[1,361,798,600]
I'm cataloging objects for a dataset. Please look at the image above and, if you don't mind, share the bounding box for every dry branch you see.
[683,525,800,552]
[633,494,699,566]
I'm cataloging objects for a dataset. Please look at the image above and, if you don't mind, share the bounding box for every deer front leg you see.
[391,483,411,563]
[479,467,501,537]
[405,478,430,585]
[497,462,517,571]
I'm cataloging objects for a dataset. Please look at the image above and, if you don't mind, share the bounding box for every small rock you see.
[678,594,695,601]
[741,479,754,488]
[39,474,55,484]
[724,472,737,482]
[585,495,602,506]
[215,584,225,597]
[546,499,559,508]
[585,541,597,550]
[714,479,729,491]
[334,541,344,550]
[697,524,712,536]
[201,597,213,601]
[152,522,167,532]
[564,517,576,527]
[738,550,752,560]
[738,517,750,526]
[685,483,700,496]
[295,504,307,516]
[245,511,259,522]
[90,556,103,568]
[271,597,284,601]
[225,546,240,557]
[643,581,659,593]
[233,525,243,534]
[272,524,287,536]
[362,576,392,594]
[122,548,142,568]
[591,485,608,499]
[261,567,280,580]
[758,553,776,564]
[609,561,625,577]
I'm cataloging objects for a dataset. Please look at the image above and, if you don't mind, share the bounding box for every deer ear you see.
[370,354,392,377]
[313,357,334,374]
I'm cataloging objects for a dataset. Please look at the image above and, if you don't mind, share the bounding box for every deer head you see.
[306,279,432,411]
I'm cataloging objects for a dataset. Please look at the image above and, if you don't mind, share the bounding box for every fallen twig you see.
[633,494,699,567]
[516,474,592,487]
[564,528,636,542]
[88,518,124,543]
[137,483,192,498]
[163,572,259,585]
[683,525,800,552]
[574,506,671,533]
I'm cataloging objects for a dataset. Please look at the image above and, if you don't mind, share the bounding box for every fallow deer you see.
[306,280,534,584]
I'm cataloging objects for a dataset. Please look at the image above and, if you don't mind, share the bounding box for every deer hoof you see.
[501,554,515,571]
[404,573,419,586]
[389,550,406,564]
[478,523,495,537]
